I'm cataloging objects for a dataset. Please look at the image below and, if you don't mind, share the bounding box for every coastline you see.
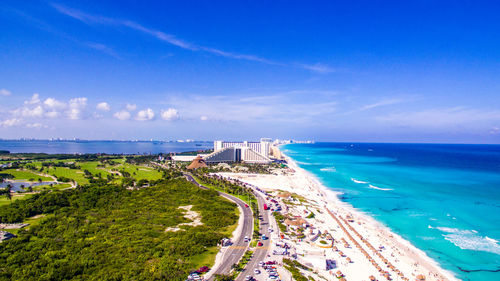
[282,149,459,281]
[217,146,460,281]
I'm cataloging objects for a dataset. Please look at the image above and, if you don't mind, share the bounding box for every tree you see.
[5,189,12,201]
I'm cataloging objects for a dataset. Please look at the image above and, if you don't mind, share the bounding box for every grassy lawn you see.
[0,193,33,207]
[45,167,89,185]
[1,169,53,181]
[114,163,163,181]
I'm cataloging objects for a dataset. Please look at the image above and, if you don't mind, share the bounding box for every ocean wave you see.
[436,227,500,255]
[368,184,393,191]
[320,167,336,172]
[350,178,368,184]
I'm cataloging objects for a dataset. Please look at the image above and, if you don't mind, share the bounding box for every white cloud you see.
[52,4,333,73]
[16,105,44,118]
[96,102,110,111]
[26,123,47,129]
[0,88,11,96]
[45,111,61,119]
[126,103,137,111]
[67,97,88,120]
[200,116,208,121]
[297,63,334,74]
[25,93,40,105]
[376,107,500,128]
[113,110,131,120]
[135,108,155,121]
[162,91,337,124]
[490,127,500,135]
[360,98,406,111]
[161,108,179,121]
[0,118,22,127]
[69,97,87,109]
[44,98,66,109]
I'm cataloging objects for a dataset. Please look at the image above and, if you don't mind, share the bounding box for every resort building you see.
[205,138,273,164]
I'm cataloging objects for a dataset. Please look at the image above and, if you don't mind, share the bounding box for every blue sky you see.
[1,1,500,143]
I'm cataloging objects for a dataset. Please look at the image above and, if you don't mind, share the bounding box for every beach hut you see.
[416,274,426,281]
[284,217,307,229]
[187,156,207,170]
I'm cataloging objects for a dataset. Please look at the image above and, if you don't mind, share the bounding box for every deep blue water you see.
[283,143,500,281]
[0,140,212,154]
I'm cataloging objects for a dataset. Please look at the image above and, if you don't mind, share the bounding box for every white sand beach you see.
[216,152,460,281]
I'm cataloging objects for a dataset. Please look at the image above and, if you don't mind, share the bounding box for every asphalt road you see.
[235,190,273,281]
[183,173,254,280]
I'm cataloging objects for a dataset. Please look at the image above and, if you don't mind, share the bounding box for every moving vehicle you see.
[263,204,269,210]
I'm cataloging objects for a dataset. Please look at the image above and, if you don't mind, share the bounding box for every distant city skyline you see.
[1,1,500,143]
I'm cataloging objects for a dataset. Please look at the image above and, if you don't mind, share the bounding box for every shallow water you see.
[283,143,500,281]
[0,181,57,192]
[0,140,212,154]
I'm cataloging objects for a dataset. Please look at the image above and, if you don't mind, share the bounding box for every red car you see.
[244,204,249,208]
[258,241,263,246]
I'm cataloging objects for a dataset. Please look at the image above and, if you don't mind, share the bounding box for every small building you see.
[187,156,208,170]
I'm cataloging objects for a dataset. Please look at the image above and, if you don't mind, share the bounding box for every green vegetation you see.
[283,258,311,281]
[232,250,254,273]
[0,169,52,182]
[273,211,288,233]
[306,211,315,219]
[0,178,238,281]
[214,274,234,281]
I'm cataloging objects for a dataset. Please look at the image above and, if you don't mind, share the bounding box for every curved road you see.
[183,173,254,280]
[235,189,272,281]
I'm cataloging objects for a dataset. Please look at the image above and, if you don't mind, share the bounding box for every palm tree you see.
[5,186,12,202]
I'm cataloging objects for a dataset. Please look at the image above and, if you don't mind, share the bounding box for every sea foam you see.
[368,184,393,191]
[351,178,368,184]
[320,167,336,172]
[436,227,500,255]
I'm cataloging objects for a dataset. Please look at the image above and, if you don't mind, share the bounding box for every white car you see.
[244,236,249,242]
[254,269,260,274]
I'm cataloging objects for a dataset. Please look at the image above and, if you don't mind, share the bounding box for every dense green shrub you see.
[0,178,237,281]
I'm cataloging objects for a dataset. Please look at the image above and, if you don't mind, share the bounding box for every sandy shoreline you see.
[216,150,460,281]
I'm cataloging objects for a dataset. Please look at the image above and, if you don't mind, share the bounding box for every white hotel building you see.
[204,138,272,164]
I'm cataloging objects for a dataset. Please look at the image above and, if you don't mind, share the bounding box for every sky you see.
[1,1,500,143]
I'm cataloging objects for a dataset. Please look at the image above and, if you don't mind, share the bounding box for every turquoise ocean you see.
[282,143,500,281]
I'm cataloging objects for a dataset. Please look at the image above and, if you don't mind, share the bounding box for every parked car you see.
[258,241,263,246]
